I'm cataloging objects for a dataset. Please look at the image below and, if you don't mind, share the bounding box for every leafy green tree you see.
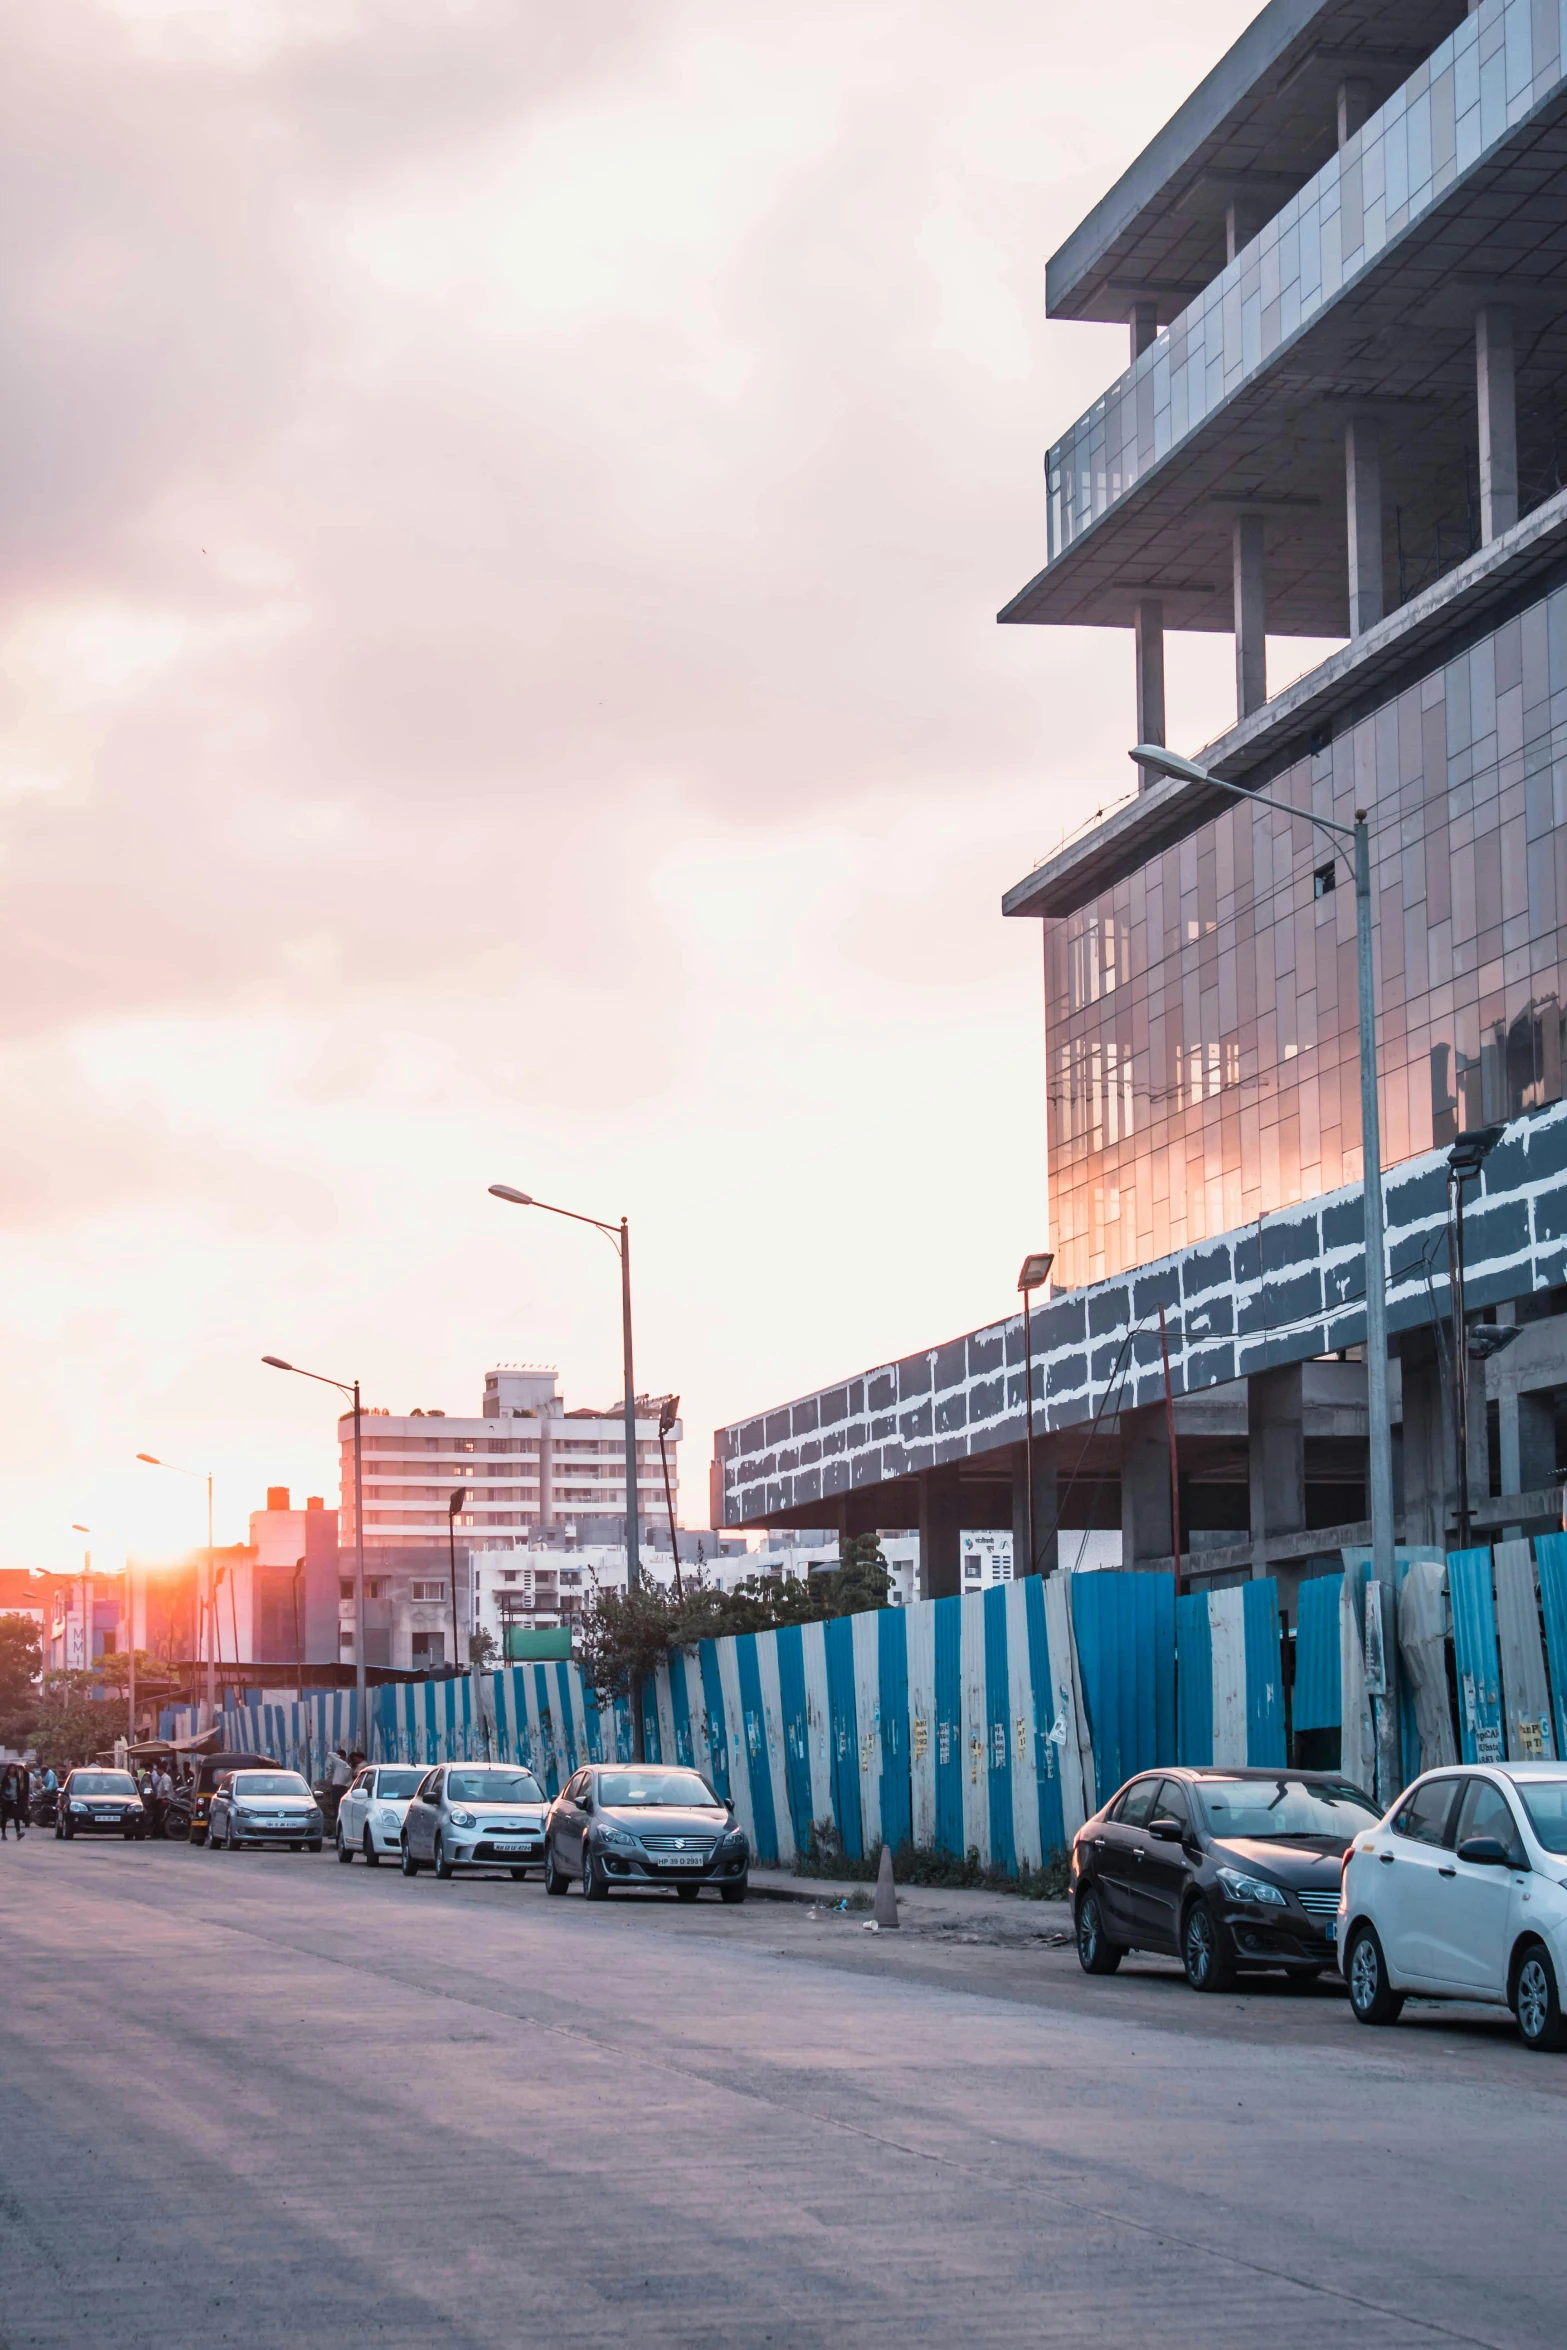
[25,1672,124,1771]
[0,1614,42,1711]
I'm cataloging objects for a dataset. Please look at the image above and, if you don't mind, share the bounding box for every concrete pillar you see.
[1345,416,1384,636]
[1399,1344,1450,1549]
[1129,299,1159,364]
[1233,512,1266,719]
[1225,195,1270,265]
[1477,305,1518,543]
[1248,1363,1306,1576]
[1337,77,1372,147]
[1011,1441,1058,1578]
[1134,599,1166,756]
[918,1468,963,1601]
[1120,1405,1174,1567]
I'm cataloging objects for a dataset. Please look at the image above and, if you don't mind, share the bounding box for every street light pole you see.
[135,1457,218,1729]
[262,1360,367,1761]
[490,1184,646,1757]
[70,1527,90,1678]
[657,1394,682,1598]
[1133,743,1398,1802]
[1446,1125,1505,1548]
[446,1489,464,1680]
[1015,1252,1055,1575]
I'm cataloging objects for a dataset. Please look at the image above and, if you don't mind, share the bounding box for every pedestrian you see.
[0,1764,26,1840]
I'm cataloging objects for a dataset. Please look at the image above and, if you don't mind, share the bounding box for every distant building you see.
[337,1365,681,1551]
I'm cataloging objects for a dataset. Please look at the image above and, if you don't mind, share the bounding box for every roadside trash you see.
[863,1920,879,1932]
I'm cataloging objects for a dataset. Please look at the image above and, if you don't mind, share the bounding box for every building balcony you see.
[1003,0,1567,681]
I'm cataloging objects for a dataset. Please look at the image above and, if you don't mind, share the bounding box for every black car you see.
[55,1769,147,1841]
[1072,1766,1381,1991]
[544,1764,750,1901]
[187,1752,279,1846]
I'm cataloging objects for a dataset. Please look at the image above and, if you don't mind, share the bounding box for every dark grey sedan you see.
[543,1764,749,1902]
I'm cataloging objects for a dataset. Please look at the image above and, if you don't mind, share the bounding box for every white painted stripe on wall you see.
[1209,1589,1248,1766]
[959,1590,989,1870]
[905,1598,937,1850]
[851,1609,882,1855]
[1042,1573,1091,1840]
[1004,1581,1042,1873]
[713,1635,755,1850]
[799,1619,834,1839]
[754,1631,796,1866]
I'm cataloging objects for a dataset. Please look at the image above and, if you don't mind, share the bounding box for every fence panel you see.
[1494,1539,1556,1760]
[1448,1547,1505,1764]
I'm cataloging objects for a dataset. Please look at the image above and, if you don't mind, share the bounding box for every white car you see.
[335,1765,427,1866]
[1339,1762,1567,2050]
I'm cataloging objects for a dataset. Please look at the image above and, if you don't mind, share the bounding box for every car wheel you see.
[224,1818,238,1852]
[1182,1900,1236,1993]
[400,1839,421,1878]
[1515,1941,1567,2051]
[719,1879,748,1906]
[433,1834,454,1881]
[1075,1888,1124,1975]
[582,1849,608,1901]
[1346,1923,1404,2026]
[191,1828,207,1847]
[543,1841,569,1896]
[336,1827,353,1864]
[308,1839,322,1853]
[676,1882,701,1903]
[363,1829,380,1869]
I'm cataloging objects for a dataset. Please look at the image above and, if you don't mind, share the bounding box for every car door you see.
[340,1770,367,1844]
[411,1771,442,1858]
[211,1774,233,1840]
[1139,1779,1195,1950]
[1437,1777,1531,1997]
[1380,1775,1464,1985]
[554,1773,589,1872]
[1093,1778,1162,1939]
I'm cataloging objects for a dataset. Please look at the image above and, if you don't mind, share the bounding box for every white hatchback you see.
[1339,1762,1567,2050]
[335,1765,427,1867]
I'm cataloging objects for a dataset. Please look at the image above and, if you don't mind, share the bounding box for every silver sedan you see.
[400,1764,549,1880]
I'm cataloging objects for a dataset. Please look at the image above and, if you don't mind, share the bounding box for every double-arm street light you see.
[135,1457,216,1729]
[1016,1252,1054,1576]
[262,1358,367,1754]
[1131,742,1397,1802]
[489,1184,644,1755]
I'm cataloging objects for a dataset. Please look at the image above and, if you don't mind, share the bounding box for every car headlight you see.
[448,1808,476,1828]
[723,1829,748,1849]
[374,1806,400,1829]
[69,1802,88,1813]
[597,1826,639,1850]
[1216,1865,1287,1908]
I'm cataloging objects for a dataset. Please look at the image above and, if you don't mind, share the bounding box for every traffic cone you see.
[873,1841,899,1927]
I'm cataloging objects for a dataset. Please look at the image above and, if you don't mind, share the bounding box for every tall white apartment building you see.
[338,1365,680,1551]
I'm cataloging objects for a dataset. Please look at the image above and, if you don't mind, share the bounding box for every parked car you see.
[336,1764,427,1866]
[1339,1761,1567,2049]
[543,1763,750,1902]
[1072,1766,1380,1989]
[187,1752,279,1846]
[207,1768,324,1852]
[54,1769,148,1841]
[400,1764,549,1880]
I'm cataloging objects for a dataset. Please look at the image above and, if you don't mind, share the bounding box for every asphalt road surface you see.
[2,1836,1563,2350]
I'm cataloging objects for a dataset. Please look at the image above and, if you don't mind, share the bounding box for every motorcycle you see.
[161,1790,193,1842]
[28,1786,58,1829]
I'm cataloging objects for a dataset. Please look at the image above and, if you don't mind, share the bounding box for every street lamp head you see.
[262,1355,293,1372]
[72,1523,89,1534]
[1448,1123,1506,1179]
[488,1184,533,1206]
[1017,1251,1055,1293]
[659,1393,680,1435]
[448,1490,465,1518]
[136,1453,161,1466]
[1130,743,1212,789]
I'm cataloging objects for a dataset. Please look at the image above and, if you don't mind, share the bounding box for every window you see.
[1516,1779,1567,1853]
[1392,1777,1461,1848]
[1152,1780,1191,1827]
[410,1582,445,1602]
[1454,1778,1524,1862]
[339,1580,353,1601]
[1113,1779,1160,1828]
[410,1631,445,1667]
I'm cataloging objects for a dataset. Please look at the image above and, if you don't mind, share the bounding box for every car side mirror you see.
[1457,1835,1519,1869]
[1148,1817,1184,1842]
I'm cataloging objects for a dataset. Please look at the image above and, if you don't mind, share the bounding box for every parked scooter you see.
[28,1785,58,1829]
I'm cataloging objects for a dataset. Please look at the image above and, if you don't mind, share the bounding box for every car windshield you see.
[597,1770,721,1808]
[1196,1777,1378,1838]
[71,1773,136,1796]
[1515,1779,1567,1853]
[447,1771,544,1805]
[233,1773,311,1797]
[374,1769,424,1800]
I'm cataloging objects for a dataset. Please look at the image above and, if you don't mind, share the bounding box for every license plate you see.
[661,1854,704,1869]
[492,1840,537,1854]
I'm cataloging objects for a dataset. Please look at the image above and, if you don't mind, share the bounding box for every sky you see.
[1,0,1285,1571]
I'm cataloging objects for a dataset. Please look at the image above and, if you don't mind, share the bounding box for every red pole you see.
[1158,1308,1182,1593]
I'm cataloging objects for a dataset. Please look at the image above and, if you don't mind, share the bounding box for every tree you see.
[25,1672,123,1771]
[0,1614,42,1712]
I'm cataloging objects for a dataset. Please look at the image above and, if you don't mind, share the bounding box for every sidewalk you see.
[748,1865,1075,1944]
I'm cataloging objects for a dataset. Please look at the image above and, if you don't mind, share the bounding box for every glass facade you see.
[1046,0,1566,563]
[1048,579,1567,1287]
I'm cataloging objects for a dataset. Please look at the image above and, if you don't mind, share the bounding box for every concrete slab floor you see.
[0,1838,1560,2350]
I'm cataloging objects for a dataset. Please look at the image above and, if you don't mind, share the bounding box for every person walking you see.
[0,1765,26,1840]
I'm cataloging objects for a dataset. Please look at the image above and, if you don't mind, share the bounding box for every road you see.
[1,1835,1563,2350]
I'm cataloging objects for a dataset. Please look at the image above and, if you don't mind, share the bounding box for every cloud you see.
[0,0,1259,1566]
